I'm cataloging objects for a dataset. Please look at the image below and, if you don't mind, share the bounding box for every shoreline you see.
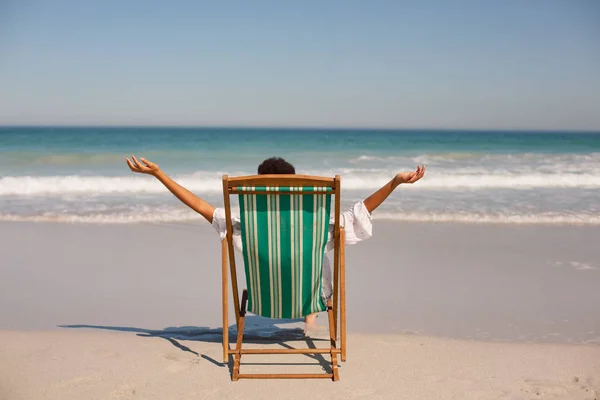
[2,214,600,226]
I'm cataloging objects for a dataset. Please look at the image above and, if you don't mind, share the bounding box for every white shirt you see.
[211,201,373,300]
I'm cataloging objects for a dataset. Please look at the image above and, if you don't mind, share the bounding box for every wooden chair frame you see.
[221,174,347,381]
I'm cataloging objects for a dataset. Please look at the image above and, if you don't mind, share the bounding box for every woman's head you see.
[257,157,296,175]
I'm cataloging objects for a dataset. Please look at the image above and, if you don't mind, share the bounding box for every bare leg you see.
[304,313,319,334]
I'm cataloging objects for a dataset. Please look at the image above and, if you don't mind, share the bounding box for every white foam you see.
[1,211,598,225]
[350,152,600,165]
[417,173,600,189]
[2,170,600,197]
[371,212,600,225]
[552,261,600,271]
[0,174,224,196]
[0,212,198,224]
[567,261,600,271]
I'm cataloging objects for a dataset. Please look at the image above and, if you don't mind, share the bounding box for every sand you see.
[1,220,599,399]
[1,330,598,400]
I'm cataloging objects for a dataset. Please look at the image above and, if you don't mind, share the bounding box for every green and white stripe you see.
[239,186,332,319]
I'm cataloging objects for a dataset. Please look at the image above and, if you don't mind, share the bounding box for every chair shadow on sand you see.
[59,315,333,376]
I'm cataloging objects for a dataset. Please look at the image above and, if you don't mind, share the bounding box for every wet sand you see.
[1,221,598,343]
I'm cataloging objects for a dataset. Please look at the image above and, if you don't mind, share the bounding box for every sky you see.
[1,0,599,130]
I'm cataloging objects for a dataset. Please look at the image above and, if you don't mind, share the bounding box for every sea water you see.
[1,127,599,224]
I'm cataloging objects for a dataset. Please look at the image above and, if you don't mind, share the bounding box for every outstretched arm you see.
[126,156,216,223]
[363,165,426,214]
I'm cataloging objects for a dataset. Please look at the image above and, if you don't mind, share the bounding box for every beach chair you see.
[221,174,347,381]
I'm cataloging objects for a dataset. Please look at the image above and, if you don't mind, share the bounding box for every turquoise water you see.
[1,127,599,224]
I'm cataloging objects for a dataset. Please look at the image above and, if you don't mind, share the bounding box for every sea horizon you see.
[2,124,600,133]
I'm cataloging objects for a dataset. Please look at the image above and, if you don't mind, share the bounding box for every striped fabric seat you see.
[238,186,332,319]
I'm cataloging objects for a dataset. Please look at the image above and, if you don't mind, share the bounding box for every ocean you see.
[1,127,599,224]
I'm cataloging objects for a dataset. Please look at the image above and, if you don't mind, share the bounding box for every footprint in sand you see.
[162,352,189,373]
[166,363,187,373]
[520,377,599,400]
[162,352,180,361]
[91,348,120,359]
[55,375,102,389]
[111,385,137,399]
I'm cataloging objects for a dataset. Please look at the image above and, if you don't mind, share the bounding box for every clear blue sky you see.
[1,0,599,129]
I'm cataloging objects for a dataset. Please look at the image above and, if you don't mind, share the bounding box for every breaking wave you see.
[2,170,600,197]
[1,211,598,225]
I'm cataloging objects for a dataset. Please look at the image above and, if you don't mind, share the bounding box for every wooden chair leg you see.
[232,289,248,381]
[340,234,347,362]
[230,295,340,380]
[222,240,229,363]
[326,300,339,381]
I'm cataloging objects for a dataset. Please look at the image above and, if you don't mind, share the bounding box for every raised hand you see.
[394,165,426,185]
[126,155,160,176]
[363,165,426,213]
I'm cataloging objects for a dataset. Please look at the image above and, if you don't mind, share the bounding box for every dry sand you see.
[1,330,598,400]
[1,220,599,399]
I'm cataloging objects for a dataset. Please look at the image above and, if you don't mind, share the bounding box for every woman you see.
[126,156,425,329]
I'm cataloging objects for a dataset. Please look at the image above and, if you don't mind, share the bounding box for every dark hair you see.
[257,157,296,175]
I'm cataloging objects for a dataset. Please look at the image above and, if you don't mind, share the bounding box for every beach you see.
[2,330,598,400]
[3,0,600,394]
[1,127,599,398]
[1,220,599,399]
